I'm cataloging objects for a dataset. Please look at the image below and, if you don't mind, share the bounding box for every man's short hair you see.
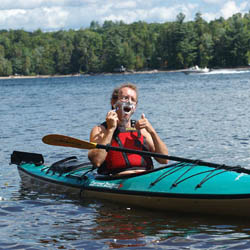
[110,83,138,108]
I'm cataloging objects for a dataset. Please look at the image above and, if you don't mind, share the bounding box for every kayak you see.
[11,150,250,218]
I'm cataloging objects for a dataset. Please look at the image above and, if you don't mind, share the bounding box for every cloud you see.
[200,0,249,22]
[202,12,219,22]
[0,0,57,10]
[0,0,91,10]
[99,3,198,24]
[0,0,248,31]
[202,0,224,3]
[220,0,248,19]
[0,7,69,30]
[115,1,137,9]
[0,0,200,30]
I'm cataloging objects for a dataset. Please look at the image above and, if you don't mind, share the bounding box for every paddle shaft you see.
[42,134,247,173]
[98,144,228,169]
[97,144,249,174]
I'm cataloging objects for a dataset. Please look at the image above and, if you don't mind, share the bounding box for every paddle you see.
[42,134,247,173]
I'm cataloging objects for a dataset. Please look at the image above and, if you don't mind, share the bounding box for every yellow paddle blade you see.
[42,134,97,150]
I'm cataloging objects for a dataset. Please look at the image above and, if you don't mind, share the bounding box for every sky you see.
[0,0,249,31]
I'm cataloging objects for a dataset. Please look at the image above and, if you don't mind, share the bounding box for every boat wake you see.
[206,69,250,75]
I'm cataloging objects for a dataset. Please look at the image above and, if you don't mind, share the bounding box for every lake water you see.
[1,69,250,249]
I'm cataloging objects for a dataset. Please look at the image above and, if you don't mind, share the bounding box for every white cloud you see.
[99,3,198,24]
[0,0,248,31]
[0,0,98,11]
[115,1,137,9]
[202,12,218,22]
[43,7,69,29]
[220,1,248,19]
[195,0,249,22]
[0,7,68,30]
[0,0,58,10]
[203,0,224,3]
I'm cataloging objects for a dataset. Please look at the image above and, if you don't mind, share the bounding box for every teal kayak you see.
[11,151,250,217]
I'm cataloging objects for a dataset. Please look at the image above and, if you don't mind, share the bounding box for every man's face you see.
[115,87,137,121]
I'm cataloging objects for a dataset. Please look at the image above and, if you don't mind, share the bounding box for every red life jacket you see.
[98,121,153,175]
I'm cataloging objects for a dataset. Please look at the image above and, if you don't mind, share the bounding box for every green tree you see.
[53,31,74,74]
[72,29,102,73]
[158,13,197,69]
[0,56,12,76]
[193,12,214,67]
[224,13,249,66]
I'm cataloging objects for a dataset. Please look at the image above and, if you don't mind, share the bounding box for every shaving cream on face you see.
[115,101,136,127]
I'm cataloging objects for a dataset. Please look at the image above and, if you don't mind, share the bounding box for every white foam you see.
[207,69,250,75]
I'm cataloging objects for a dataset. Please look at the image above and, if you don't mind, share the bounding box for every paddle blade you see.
[42,134,97,150]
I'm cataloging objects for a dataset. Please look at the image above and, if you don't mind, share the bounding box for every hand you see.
[135,113,155,134]
[106,110,118,130]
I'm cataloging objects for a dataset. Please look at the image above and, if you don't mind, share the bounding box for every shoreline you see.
[0,66,249,80]
[0,73,82,80]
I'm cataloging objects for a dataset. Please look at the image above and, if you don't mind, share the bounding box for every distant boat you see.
[113,65,126,73]
[182,65,211,74]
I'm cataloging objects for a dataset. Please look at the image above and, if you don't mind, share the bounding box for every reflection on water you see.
[4,183,249,249]
[91,204,250,249]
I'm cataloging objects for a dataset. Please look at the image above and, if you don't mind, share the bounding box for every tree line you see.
[0,12,249,76]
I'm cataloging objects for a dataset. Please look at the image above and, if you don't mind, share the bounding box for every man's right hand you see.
[106,110,118,130]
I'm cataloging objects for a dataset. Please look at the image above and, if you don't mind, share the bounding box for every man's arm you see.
[136,114,168,164]
[88,125,115,167]
[88,110,118,167]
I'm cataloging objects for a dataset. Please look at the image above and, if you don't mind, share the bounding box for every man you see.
[88,83,168,175]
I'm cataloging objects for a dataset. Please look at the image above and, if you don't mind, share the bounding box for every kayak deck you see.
[12,151,250,217]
